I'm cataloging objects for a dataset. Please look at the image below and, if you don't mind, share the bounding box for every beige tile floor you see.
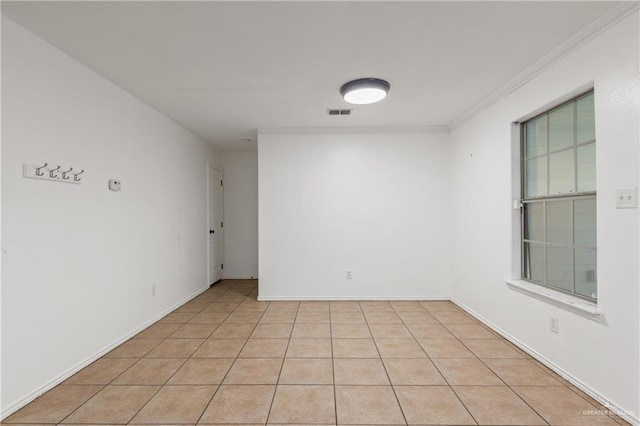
[5,279,629,425]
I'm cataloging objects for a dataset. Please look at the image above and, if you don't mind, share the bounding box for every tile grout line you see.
[188,283,261,425]
[190,283,240,425]
[427,344,481,426]
[130,283,240,425]
[364,301,408,426]
[51,385,104,425]
[330,303,339,426]
[565,385,626,423]
[435,313,556,426]
[415,307,482,426]
[453,332,554,425]
[263,300,299,425]
[172,284,243,426]
[435,307,542,425]
[392,302,471,425]
[57,320,194,426]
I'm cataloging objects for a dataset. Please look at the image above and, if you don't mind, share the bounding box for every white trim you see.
[258,125,449,136]
[508,87,601,322]
[0,285,210,421]
[451,297,638,426]
[222,276,258,280]
[514,83,594,124]
[257,296,449,301]
[505,279,601,319]
[449,2,639,129]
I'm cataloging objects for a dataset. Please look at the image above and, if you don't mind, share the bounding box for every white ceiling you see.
[2,1,620,151]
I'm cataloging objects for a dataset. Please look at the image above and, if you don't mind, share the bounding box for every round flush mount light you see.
[340,78,390,105]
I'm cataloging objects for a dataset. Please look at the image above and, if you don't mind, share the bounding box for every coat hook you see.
[73,169,84,182]
[35,162,48,177]
[61,167,73,180]
[49,165,61,178]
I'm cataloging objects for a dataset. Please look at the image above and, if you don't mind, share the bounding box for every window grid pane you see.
[524,242,545,284]
[577,92,595,145]
[574,198,597,248]
[549,149,575,195]
[546,200,572,245]
[526,157,548,197]
[524,203,544,241]
[526,116,548,158]
[548,102,575,152]
[521,90,596,301]
[547,246,574,293]
[577,143,596,192]
[575,248,597,299]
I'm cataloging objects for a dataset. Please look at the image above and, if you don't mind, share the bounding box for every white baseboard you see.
[257,295,449,301]
[451,297,639,426]
[222,275,258,280]
[1,285,210,421]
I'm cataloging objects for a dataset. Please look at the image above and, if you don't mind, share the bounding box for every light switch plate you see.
[616,188,637,208]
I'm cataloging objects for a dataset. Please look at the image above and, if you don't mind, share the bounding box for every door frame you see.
[207,163,224,285]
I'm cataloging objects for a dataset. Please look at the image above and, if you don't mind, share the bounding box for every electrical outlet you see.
[346,271,352,280]
[550,315,559,334]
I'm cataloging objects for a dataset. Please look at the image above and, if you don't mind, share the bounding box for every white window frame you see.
[506,84,600,316]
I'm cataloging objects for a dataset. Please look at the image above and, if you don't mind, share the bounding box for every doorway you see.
[208,165,224,285]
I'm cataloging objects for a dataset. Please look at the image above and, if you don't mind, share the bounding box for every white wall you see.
[1,18,220,416]
[258,130,452,299]
[221,151,258,279]
[449,12,639,422]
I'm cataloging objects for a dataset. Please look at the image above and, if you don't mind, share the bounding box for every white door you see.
[208,166,223,284]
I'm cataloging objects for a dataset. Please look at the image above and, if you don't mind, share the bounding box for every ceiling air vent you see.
[327,109,352,116]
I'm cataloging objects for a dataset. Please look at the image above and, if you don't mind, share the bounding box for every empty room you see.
[1,1,639,425]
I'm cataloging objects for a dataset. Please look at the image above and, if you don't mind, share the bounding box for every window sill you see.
[505,279,601,319]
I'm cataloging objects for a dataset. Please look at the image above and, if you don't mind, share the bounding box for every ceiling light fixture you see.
[340,78,390,105]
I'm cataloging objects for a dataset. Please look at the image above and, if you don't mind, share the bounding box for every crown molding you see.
[448,2,640,130]
[258,125,450,136]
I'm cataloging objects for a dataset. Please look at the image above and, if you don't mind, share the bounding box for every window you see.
[521,91,597,300]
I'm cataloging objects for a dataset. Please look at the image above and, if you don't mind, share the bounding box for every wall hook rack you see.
[23,163,83,185]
